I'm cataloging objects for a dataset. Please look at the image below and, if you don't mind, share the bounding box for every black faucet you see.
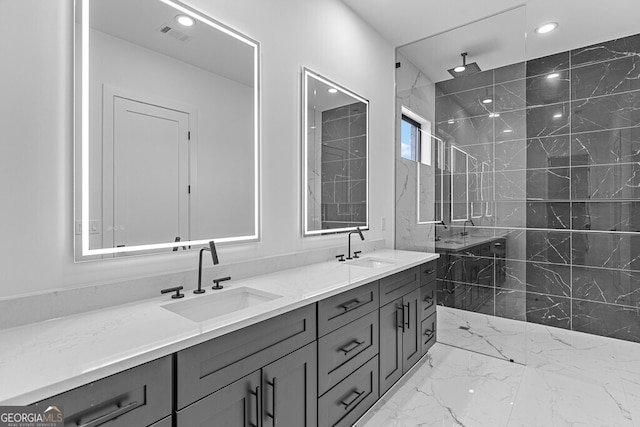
[346,227,365,260]
[435,220,448,242]
[462,219,475,237]
[195,241,220,294]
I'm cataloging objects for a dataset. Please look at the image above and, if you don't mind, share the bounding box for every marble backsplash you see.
[0,239,385,330]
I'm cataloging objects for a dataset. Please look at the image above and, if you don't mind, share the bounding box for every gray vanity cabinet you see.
[34,356,172,427]
[176,304,316,409]
[379,266,426,395]
[177,343,317,427]
[176,370,261,427]
[262,342,317,427]
[420,260,437,355]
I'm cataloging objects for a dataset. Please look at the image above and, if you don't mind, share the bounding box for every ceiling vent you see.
[158,24,191,42]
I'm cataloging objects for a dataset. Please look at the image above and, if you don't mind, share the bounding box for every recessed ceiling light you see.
[454,65,466,73]
[553,113,563,119]
[547,73,560,79]
[482,98,493,104]
[447,119,455,124]
[489,113,500,118]
[327,88,338,94]
[503,129,513,133]
[176,14,195,27]
[535,22,558,34]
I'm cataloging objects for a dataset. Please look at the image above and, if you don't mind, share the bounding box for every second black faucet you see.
[346,227,365,260]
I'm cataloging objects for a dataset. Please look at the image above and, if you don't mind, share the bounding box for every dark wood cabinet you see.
[380,261,436,395]
[176,370,261,427]
[262,342,317,427]
[402,287,421,372]
[379,296,403,393]
[34,356,172,427]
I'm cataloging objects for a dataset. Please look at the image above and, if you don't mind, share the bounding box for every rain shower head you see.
[447,52,481,78]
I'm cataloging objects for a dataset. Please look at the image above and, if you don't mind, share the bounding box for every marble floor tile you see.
[508,368,633,427]
[360,321,640,427]
[525,322,623,386]
[438,306,527,364]
[360,344,524,427]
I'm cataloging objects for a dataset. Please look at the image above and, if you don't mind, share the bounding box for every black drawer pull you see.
[250,385,260,427]
[339,339,364,355]
[424,269,435,275]
[423,328,434,344]
[423,296,433,306]
[340,389,365,410]
[76,401,138,427]
[340,299,361,312]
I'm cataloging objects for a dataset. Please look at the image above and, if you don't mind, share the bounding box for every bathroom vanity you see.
[0,250,438,427]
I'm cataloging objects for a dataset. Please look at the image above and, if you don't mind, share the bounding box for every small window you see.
[401,115,420,161]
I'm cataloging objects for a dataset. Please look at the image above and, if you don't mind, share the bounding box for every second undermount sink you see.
[162,286,283,323]
[345,257,396,268]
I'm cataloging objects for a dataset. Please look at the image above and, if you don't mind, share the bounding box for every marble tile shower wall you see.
[434,33,640,343]
[320,102,367,229]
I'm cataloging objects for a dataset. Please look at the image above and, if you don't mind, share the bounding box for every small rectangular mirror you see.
[302,69,369,236]
[74,0,260,260]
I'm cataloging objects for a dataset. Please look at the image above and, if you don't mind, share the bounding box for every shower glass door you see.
[395,6,528,363]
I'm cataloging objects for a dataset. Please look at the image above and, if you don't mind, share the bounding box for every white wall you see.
[0,0,394,299]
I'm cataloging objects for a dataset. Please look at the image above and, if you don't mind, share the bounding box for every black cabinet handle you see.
[405,302,411,330]
[423,328,434,344]
[267,377,277,425]
[339,339,364,355]
[76,401,138,427]
[340,389,365,410]
[397,304,405,332]
[424,269,435,275]
[340,299,361,312]
[250,385,260,427]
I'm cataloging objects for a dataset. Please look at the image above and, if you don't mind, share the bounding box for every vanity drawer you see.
[420,280,436,321]
[318,281,378,337]
[379,267,419,306]
[318,310,379,395]
[318,355,379,427]
[34,356,172,427]
[176,303,316,409]
[419,260,437,286]
[421,313,437,354]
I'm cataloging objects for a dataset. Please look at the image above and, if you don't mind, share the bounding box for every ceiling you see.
[89,0,255,87]
[342,0,640,81]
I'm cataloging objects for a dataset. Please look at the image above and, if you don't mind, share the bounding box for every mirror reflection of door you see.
[105,95,190,249]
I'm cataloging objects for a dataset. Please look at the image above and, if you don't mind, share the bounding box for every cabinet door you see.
[402,288,421,372]
[176,371,261,427]
[262,342,317,427]
[379,297,403,395]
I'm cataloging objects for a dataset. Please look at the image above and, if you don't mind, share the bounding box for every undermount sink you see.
[345,257,396,268]
[162,286,282,322]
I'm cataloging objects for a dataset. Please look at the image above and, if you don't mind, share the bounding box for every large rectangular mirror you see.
[74,0,260,260]
[302,69,369,236]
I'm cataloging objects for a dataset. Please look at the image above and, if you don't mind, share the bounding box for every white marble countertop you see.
[0,249,438,405]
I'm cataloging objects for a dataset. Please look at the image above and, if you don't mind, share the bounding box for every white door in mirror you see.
[107,97,190,249]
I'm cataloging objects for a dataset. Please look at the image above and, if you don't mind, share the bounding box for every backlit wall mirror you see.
[74,0,260,260]
[302,69,369,236]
